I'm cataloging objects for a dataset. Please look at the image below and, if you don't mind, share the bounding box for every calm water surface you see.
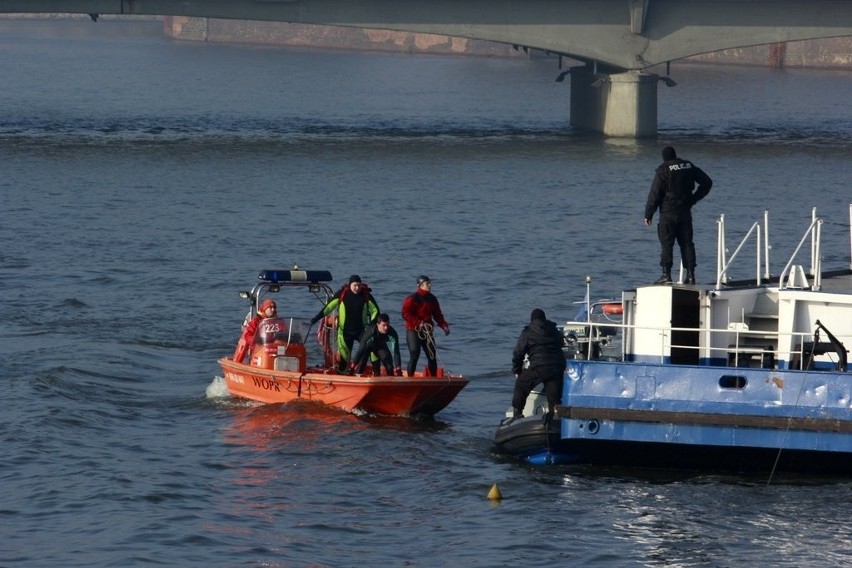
[2,19,852,567]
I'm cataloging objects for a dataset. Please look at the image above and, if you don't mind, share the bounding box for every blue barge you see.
[495,206,852,474]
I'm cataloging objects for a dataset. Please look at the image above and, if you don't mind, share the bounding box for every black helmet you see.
[416,275,431,285]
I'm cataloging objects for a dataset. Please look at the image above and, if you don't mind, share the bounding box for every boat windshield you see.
[252,317,306,346]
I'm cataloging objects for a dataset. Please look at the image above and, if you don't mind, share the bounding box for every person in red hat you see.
[251,298,289,345]
[232,298,291,366]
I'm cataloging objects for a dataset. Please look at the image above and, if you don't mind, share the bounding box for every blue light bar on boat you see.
[258,270,333,284]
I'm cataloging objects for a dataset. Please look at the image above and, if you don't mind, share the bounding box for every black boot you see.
[502,408,523,426]
[686,270,696,285]
[655,269,672,284]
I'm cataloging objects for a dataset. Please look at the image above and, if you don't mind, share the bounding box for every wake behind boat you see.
[495,206,852,474]
[218,269,467,417]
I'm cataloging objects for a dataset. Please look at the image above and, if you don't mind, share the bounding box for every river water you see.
[2,19,852,567]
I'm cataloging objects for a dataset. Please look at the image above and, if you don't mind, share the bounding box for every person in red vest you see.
[401,275,450,377]
[250,298,290,346]
[233,298,290,365]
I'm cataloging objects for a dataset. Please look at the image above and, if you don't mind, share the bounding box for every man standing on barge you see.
[644,146,713,285]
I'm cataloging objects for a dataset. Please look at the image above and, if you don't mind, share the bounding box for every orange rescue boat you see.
[217,269,468,417]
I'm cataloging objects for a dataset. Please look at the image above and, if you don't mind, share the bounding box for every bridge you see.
[3,0,852,137]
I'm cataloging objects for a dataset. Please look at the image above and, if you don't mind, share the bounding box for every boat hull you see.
[219,358,468,417]
[493,416,565,465]
[496,360,852,474]
[494,435,852,473]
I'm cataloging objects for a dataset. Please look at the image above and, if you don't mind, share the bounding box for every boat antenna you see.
[848,204,852,270]
[585,275,592,325]
[585,275,593,359]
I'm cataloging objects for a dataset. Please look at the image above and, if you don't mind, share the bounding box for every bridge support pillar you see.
[570,67,658,138]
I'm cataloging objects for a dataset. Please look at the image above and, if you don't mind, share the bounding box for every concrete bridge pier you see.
[569,67,659,138]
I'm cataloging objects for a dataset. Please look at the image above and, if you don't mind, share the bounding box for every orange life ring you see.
[601,302,623,315]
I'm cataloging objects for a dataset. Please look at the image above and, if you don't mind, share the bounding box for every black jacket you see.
[512,318,566,375]
[351,323,402,369]
[645,158,713,219]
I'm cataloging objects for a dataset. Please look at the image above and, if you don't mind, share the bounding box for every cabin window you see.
[719,375,747,389]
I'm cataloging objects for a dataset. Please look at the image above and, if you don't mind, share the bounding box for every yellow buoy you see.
[487,483,503,501]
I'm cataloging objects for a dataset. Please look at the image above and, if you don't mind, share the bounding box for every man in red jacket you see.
[401,275,450,377]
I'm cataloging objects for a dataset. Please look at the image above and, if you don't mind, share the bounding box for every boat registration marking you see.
[224,371,244,385]
[252,377,282,392]
[225,371,286,392]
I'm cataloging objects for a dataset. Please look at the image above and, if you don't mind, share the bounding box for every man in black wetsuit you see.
[349,313,402,376]
[644,146,713,285]
[510,308,567,421]
[311,274,380,372]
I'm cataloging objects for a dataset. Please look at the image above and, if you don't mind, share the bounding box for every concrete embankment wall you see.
[164,17,852,70]
[163,16,526,58]
[688,40,852,69]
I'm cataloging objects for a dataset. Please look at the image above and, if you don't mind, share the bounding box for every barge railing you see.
[566,319,850,371]
[715,208,827,291]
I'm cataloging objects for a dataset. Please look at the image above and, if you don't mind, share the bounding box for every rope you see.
[417,322,450,374]
[767,372,809,485]
[418,322,437,361]
[417,323,444,367]
[316,320,337,367]
[544,410,555,464]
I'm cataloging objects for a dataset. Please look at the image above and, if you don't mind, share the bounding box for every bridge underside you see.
[3,0,852,136]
